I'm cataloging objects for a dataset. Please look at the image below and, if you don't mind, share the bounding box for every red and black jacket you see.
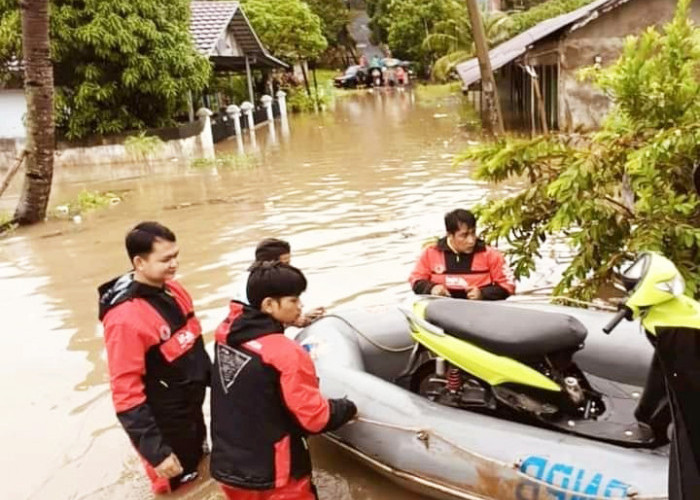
[409,238,515,300]
[210,301,355,490]
[98,274,210,483]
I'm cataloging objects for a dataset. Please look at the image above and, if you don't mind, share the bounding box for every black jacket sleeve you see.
[412,279,435,295]
[117,402,173,466]
[480,283,510,301]
[322,398,358,432]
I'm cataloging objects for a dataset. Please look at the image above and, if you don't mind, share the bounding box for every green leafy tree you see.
[304,0,350,49]
[424,8,512,81]
[382,0,460,73]
[455,0,700,299]
[366,0,390,45]
[502,0,593,42]
[241,0,327,61]
[0,0,211,139]
[241,0,326,95]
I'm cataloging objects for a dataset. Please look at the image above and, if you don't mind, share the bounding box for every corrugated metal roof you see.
[456,0,630,88]
[189,1,288,68]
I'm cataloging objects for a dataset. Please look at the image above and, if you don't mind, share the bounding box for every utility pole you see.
[465,0,504,136]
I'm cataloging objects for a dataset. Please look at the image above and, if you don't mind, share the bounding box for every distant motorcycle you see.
[369,67,383,87]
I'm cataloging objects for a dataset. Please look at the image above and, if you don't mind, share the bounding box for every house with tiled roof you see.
[0,1,287,139]
[190,1,287,73]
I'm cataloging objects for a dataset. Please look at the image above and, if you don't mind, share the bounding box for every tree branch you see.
[603,195,635,218]
[0,149,27,199]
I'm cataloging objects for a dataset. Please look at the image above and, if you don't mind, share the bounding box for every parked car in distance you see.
[333,65,368,89]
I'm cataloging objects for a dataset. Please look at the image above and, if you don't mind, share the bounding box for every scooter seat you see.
[424,298,587,358]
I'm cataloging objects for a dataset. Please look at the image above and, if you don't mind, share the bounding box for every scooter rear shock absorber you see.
[447,367,462,392]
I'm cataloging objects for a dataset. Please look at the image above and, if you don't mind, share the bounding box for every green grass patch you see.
[190,153,259,170]
[414,82,462,102]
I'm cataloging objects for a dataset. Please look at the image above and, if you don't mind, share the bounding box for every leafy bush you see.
[124,132,164,159]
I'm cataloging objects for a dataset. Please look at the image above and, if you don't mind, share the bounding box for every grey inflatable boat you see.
[296,301,668,500]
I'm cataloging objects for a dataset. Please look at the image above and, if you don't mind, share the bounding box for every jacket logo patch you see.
[176,330,196,349]
[160,329,199,363]
[159,325,172,341]
[218,344,251,394]
[433,265,445,274]
[445,275,468,289]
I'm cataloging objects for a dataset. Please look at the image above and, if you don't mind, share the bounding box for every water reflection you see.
[0,90,551,499]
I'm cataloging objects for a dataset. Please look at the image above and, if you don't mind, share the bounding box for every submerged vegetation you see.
[52,189,121,218]
[190,154,260,170]
[456,0,700,299]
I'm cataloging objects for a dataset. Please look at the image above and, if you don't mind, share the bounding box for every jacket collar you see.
[98,273,169,320]
[436,236,486,254]
[216,301,283,346]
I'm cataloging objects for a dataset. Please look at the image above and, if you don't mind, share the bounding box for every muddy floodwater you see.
[1,89,551,499]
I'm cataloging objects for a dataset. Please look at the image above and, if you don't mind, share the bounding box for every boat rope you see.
[348,416,658,499]
[510,295,618,311]
[321,314,415,353]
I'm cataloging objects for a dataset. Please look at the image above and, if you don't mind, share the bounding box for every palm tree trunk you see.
[14,0,55,225]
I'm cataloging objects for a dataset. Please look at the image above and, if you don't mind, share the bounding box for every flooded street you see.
[1,89,534,499]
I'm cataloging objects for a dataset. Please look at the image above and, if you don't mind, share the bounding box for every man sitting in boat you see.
[409,208,515,300]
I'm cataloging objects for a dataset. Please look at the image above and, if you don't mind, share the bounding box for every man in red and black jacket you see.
[409,209,515,300]
[211,262,357,499]
[98,222,210,494]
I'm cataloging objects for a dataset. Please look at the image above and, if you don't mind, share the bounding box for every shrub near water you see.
[52,189,120,218]
[456,0,700,299]
[124,132,165,159]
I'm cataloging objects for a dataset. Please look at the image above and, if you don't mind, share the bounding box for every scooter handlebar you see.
[603,307,630,334]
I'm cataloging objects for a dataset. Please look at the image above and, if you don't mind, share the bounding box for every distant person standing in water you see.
[98,222,210,494]
[409,209,515,300]
[233,238,325,326]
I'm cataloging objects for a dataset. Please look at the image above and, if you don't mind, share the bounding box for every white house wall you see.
[559,0,700,131]
[0,90,27,139]
[214,31,243,57]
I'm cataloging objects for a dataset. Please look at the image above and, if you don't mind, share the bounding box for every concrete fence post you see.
[261,95,274,122]
[195,107,215,159]
[240,101,255,130]
[226,104,244,154]
[240,101,257,150]
[226,104,242,137]
[275,90,288,118]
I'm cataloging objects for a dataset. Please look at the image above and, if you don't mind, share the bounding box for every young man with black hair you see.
[211,262,357,499]
[233,238,324,326]
[98,221,210,494]
[409,209,515,300]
